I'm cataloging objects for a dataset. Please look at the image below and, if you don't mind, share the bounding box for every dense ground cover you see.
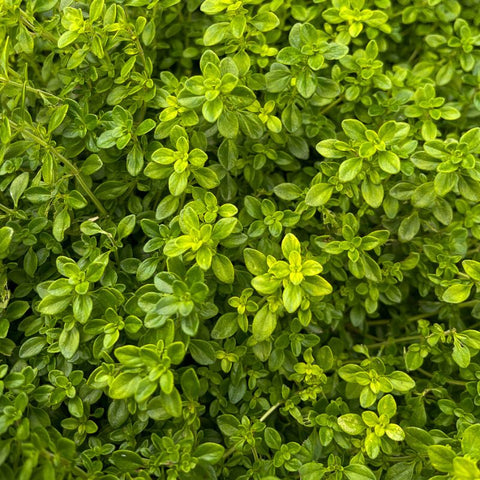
[1,0,480,478]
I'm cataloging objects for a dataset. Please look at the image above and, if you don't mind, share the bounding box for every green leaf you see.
[305,183,334,207]
[324,42,348,60]
[378,151,400,174]
[117,215,136,240]
[283,283,303,313]
[281,233,301,257]
[316,138,344,158]
[364,431,381,458]
[398,212,420,242]
[53,207,71,242]
[299,463,326,480]
[342,119,367,140]
[338,414,365,435]
[110,450,145,471]
[18,337,47,358]
[204,22,229,46]
[89,0,104,21]
[389,371,415,392]
[412,182,435,208]
[378,394,396,417]
[339,157,363,182]
[218,110,239,138]
[442,283,472,304]
[343,464,376,480]
[135,119,156,136]
[302,275,332,297]
[48,104,69,133]
[273,183,303,200]
[169,171,189,196]
[194,167,219,189]
[252,305,277,342]
[452,338,470,368]
[181,368,201,400]
[217,414,240,436]
[212,313,238,339]
[296,70,317,98]
[385,463,414,480]
[167,342,186,364]
[57,31,79,48]
[264,427,282,449]
[5,5,480,474]
[159,388,182,417]
[434,172,456,196]
[37,295,71,315]
[427,445,455,473]
[189,339,216,365]
[59,326,80,359]
[338,364,368,383]
[0,227,14,257]
[203,97,223,122]
[404,427,434,453]
[156,195,180,221]
[109,373,142,399]
[193,443,225,464]
[463,260,480,282]
[362,179,383,208]
[462,424,480,460]
[212,217,236,240]
[460,127,480,150]
[244,249,267,275]
[212,254,235,283]
[385,423,405,441]
[9,172,29,208]
[250,12,279,32]
[95,181,129,200]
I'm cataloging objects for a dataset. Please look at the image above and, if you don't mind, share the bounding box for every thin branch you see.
[40,450,89,479]
[417,368,467,387]
[259,401,282,423]
[9,120,108,216]
[319,95,345,116]
[20,9,57,43]
[0,76,63,102]
[367,300,480,326]
[365,335,423,349]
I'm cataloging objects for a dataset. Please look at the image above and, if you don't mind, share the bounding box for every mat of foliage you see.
[1,0,480,479]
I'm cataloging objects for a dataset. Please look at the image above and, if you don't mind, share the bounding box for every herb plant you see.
[1,0,480,479]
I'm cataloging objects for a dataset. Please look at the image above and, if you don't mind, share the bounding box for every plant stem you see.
[259,401,282,423]
[0,76,63,102]
[320,95,344,116]
[40,450,89,479]
[446,379,468,386]
[367,310,438,326]
[346,324,382,341]
[0,203,16,215]
[20,9,57,43]
[407,47,420,64]
[418,368,467,386]
[124,22,147,68]
[367,300,480,326]
[387,454,420,462]
[366,335,423,349]
[222,444,239,460]
[10,120,108,216]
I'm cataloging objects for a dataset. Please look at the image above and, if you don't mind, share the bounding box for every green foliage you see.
[1,0,480,479]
